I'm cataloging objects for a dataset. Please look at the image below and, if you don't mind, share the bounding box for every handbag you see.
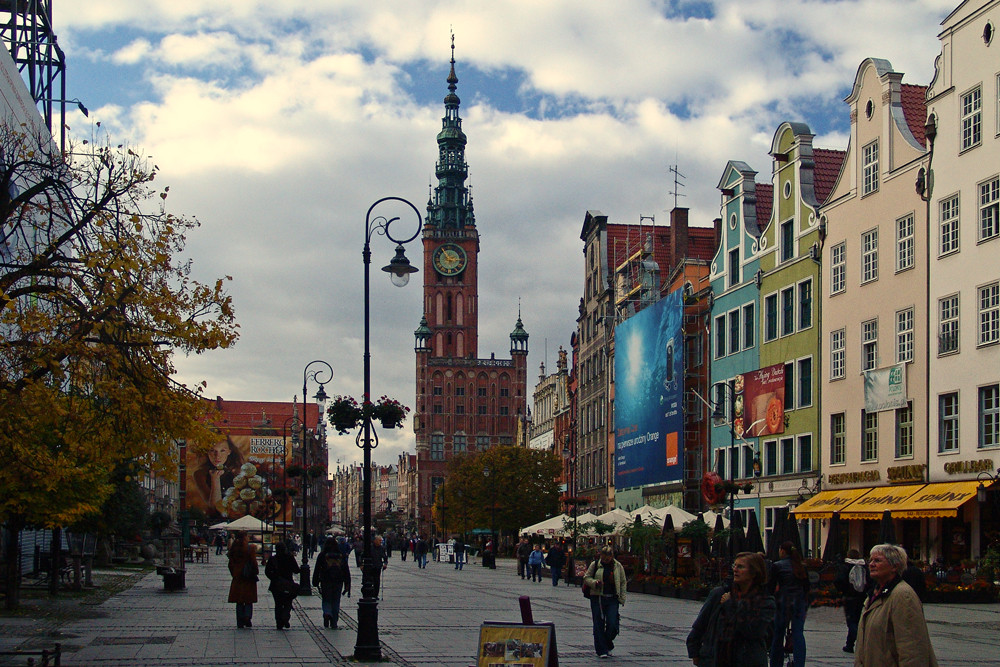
[274,577,297,597]
[242,561,259,582]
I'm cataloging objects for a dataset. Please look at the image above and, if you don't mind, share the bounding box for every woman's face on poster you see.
[208,441,230,468]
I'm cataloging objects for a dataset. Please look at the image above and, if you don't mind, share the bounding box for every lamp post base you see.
[354,557,382,661]
[298,559,312,596]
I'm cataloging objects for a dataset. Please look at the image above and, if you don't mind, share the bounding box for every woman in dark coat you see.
[688,551,775,666]
[768,542,810,667]
[312,539,351,628]
[264,542,300,630]
[227,532,258,628]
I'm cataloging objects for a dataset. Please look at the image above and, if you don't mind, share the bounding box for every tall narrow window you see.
[798,434,812,472]
[715,314,727,358]
[764,440,777,476]
[831,242,846,294]
[979,281,999,346]
[862,319,878,371]
[979,177,999,242]
[798,279,812,329]
[764,294,778,341]
[742,303,755,349]
[728,247,740,288]
[863,411,878,461]
[862,140,879,195]
[781,220,794,262]
[431,435,445,460]
[981,384,1000,449]
[896,307,914,363]
[831,329,846,380]
[940,195,960,256]
[831,413,846,464]
[896,403,913,458]
[728,310,740,355]
[784,362,795,410]
[939,392,960,452]
[780,438,794,474]
[939,294,960,354]
[896,213,914,272]
[862,228,879,283]
[781,287,795,336]
[960,86,982,151]
[797,357,812,407]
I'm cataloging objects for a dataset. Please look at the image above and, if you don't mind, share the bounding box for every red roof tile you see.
[813,149,846,205]
[755,183,773,233]
[207,397,320,434]
[900,84,929,147]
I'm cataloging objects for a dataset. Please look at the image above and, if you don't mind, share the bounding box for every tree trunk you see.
[3,516,25,610]
[49,526,61,596]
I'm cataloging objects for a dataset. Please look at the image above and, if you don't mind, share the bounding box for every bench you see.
[0,642,61,665]
[156,566,186,591]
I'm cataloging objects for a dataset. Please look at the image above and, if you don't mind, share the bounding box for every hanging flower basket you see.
[328,395,364,434]
[285,464,305,478]
[371,395,410,430]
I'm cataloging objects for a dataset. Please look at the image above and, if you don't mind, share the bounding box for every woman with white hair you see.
[854,544,937,667]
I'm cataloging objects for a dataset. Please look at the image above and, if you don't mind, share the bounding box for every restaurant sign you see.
[886,464,926,484]
[943,459,994,475]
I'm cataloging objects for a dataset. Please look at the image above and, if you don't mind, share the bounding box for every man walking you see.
[454,539,466,570]
[516,537,532,579]
[415,535,429,569]
[546,541,566,586]
[834,548,869,653]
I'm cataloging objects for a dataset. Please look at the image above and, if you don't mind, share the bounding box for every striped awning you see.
[791,487,872,519]
[839,484,926,520]
[891,481,982,518]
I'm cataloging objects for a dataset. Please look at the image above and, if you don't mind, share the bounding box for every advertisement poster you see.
[736,363,785,438]
[863,364,907,413]
[185,435,293,525]
[614,290,684,489]
[477,623,553,666]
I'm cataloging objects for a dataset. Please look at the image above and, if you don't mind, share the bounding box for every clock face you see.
[433,244,467,276]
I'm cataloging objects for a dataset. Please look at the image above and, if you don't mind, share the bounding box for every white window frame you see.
[831,328,846,380]
[863,410,878,462]
[780,286,795,336]
[896,213,914,272]
[796,356,812,408]
[780,219,794,262]
[940,194,960,256]
[728,309,740,355]
[831,413,846,465]
[979,281,1000,346]
[896,307,914,363]
[939,293,960,355]
[980,384,1000,450]
[939,392,960,452]
[862,140,879,195]
[831,242,846,294]
[798,278,813,330]
[979,176,999,242]
[715,314,727,359]
[896,403,913,459]
[742,303,755,350]
[798,434,813,472]
[763,440,777,476]
[764,293,778,342]
[780,437,795,474]
[960,85,982,152]
[861,227,879,284]
[728,247,740,288]
[862,318,878,372]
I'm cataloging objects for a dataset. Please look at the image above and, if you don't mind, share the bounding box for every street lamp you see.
[355,196,422,662]
[298,360,333,596]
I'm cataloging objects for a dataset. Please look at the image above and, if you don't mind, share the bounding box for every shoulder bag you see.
[242,561,259,582]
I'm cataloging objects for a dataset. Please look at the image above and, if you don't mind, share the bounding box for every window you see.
[939,294,960,354]
[781,287,795,336]
[862,140,879,195]
[797,357,812,407]
[455,386,465,396]
[896,214,914,272]
[499,406,509,416]
[979,282,999,346]
[896,403,913,458]
[455,404,465,415]
[784,362,794,410]
[433,386,443,396]
[499,436,512,446]
[477,435,489,451]
[861,228,879,283]
[896,307,914,363]
[742,303,755,349]
[728,310,740,355]
[798,279,812,330]
[764,440,777,476]
[780,438,794,474]
[940,195,960,256]
[780,220,794,262]
[477,405,487,415]
[432,404,444,414]
[798,434,812,472]
[743,445,754,479]
[715,314,727,358]
[831,413,846,464]
[863,411,878,461]
[764,294,778,341]
[831,242,846,294]
[939,392,960,452]
[979,177,999,242]
[831,329,846,380]
[960,86,982,151]
[981,384,1000,449]
[454,435,466,453]
[730,447,740,479]
[862,319,878,371]
[478,387,487,397]
[500,387,509,397]
[431,435,445,461]
[728,247,740,288]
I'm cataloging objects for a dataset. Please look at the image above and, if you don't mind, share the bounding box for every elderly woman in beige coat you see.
[855,544,937,667]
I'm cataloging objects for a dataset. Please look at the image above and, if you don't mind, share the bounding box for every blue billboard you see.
[614,289,684,489]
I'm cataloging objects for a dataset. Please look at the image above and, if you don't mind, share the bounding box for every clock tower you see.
[412,39,529,537]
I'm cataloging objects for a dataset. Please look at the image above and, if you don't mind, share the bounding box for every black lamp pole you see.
[298,361,332,595]
[354,197,422,661]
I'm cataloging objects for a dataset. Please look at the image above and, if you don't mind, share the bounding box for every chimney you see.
[670,207,689,269]
[713,218,722,252]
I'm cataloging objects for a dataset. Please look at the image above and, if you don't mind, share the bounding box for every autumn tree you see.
[0,121,238,607]
[434,446,561,545]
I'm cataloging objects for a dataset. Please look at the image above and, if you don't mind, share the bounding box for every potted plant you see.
[371,395,410,429]
[328,395,364,434]
[285,464,304,478]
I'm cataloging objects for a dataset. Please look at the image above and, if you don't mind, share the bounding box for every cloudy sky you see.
[54,0,954,469]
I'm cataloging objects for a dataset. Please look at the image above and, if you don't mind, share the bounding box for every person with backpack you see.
[834,548,869,653]
[312,539,351,628]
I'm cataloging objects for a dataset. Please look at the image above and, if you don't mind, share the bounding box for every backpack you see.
[849,563,868,593]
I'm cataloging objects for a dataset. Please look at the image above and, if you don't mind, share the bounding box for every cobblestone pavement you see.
[1,554,998,666]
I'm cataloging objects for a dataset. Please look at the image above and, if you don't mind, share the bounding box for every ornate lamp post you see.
[298,361,333,595]
[354,197,422,661]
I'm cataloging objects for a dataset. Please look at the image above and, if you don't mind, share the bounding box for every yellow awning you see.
[791,487,873,519]
[840,484,926,520]
[891,481,982,518]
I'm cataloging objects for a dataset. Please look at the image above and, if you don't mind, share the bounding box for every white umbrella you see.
[520,513,570,536]
[702,510,730,529]
[209,521,229,530]
[646,505,698,527]
[224,515,274,532]
[595,509,634,534]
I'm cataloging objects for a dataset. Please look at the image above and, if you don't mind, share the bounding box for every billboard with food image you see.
[733,363,785,438]
[186,435,293,525]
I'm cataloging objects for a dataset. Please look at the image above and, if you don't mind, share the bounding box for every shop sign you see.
[943,459,994,475]
[886,464,926,484]
[863,364,907,413]
[829,470,881,485]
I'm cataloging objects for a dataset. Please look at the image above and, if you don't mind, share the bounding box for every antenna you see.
[669,164,687,209]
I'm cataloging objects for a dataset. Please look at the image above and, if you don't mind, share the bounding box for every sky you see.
[51,0,956,469]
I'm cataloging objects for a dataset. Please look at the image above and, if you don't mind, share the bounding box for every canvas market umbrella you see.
[711,514,727,559]
[520,514,570,537]
[822,512,843,562]
[878,509,897,545]
[745,509,765,554]
[224,515,274,532]
[728,511,746,557]
[767,507,788,560]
